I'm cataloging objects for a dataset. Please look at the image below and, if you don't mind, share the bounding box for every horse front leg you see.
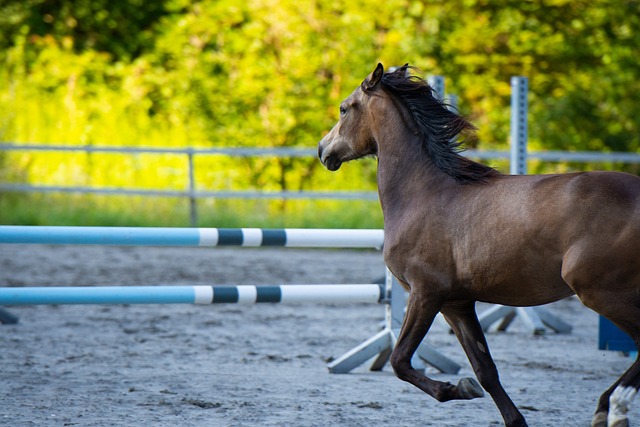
[442,302,527,427]
[389,291,484,402]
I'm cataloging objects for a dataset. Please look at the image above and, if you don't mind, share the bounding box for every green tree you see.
[0,0,175,61]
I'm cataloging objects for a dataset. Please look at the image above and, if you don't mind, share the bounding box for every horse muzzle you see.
[318,139,343,171]
[322,154,343,171]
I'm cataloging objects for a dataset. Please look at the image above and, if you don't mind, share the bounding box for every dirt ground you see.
[0,244,635,426]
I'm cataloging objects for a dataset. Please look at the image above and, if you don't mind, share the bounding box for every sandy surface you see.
[0,244,635,426]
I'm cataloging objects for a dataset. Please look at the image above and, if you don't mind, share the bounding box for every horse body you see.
[318,63,640,427]
[386,171,640,306]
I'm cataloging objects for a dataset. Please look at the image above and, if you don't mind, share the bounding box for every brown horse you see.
[318,63,640,427]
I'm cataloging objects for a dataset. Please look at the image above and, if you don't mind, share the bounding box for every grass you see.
[0,192,384,229]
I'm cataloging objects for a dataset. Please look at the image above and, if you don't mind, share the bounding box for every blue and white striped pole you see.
[0,226,384,249]
[0,284,385,306]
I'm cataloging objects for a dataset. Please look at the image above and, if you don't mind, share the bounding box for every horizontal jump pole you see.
[0,285,385,306]
[0,226,384,249]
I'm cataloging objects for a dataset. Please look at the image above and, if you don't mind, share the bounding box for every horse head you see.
[318,63,403,171]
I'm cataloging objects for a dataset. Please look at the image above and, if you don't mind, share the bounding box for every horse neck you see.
[372,104,452,218]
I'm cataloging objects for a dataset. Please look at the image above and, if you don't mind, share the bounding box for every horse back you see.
[536,171,640,295]
[529,170,640,238]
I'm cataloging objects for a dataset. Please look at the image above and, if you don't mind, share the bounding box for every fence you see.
[0,144,378,227]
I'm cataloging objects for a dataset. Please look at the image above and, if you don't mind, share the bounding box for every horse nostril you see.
[324,155,342,171]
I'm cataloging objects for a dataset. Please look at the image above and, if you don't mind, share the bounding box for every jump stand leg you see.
[328,329,393,374]
[517,307,547,335]
[478,304,572,335]
[369,345,392,372]
[0,307,19,324]
[534,306,572,333]
[477,305,514,331]
[415,340,461,374]
[327,270,460,375]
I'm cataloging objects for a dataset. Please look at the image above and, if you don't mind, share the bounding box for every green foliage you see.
[0,192,383,228]
[0,0,173,60]
[1,0,639,226]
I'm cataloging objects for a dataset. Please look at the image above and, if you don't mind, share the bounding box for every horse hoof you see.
[608,417,629,427]
[591,412,607,427]
[457,377,484,399]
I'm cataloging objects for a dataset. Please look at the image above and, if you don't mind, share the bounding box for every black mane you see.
[380,68,498,184]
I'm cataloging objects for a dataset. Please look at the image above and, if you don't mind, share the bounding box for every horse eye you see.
[340,106,347,116]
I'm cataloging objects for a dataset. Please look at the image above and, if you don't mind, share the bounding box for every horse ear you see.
[393,63,409,77]
[362,63,384,91]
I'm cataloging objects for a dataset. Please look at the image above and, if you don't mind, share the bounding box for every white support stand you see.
[327,269,460,375]
[0,307,18,324]
[477,305,572,335]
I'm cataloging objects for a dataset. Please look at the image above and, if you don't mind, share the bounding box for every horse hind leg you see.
[589,308,640,427]
[601,351,639,427]
[389,291,484,402]
[608,382,638,427]
[592,352,640,427]
[563,247,640,426]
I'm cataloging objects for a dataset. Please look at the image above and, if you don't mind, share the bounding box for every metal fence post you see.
[510,76,528,175]
[447,94,458,111]
[187,150,197,227]
[427,75,445,101]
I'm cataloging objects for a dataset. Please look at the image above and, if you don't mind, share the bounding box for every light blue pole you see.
[0,286,197,305]
[0,226,201,246]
